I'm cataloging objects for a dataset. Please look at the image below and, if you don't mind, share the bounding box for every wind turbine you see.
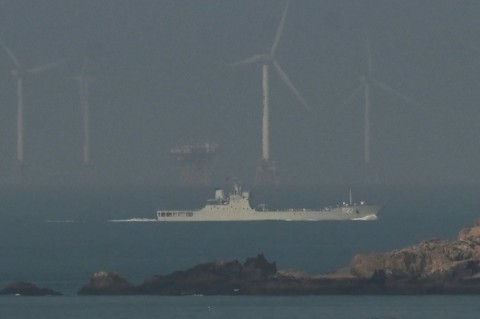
[71,59,95,166]
[0,37,66,168]
[231,0,309,186]
[344,36,417,167]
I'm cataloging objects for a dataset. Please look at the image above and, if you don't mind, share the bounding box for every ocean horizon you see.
[1,184,480,318]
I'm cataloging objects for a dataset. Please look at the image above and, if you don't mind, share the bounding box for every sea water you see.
[1,185,480,318]
[2,295,480,319]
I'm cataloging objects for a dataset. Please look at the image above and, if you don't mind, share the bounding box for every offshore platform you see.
[255,159,279,187]
[171,143,217,187]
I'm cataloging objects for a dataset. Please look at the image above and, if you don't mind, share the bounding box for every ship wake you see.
[109,218,158,222]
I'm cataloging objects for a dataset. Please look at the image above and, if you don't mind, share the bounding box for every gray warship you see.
[157,185,380,222]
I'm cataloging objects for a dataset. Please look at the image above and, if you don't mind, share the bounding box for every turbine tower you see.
[0,37,65,169]
[71,60,95,166]
[231,0,309,187]
[344,36,417,169]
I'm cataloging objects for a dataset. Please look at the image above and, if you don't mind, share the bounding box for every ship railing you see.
[157,211,194,218]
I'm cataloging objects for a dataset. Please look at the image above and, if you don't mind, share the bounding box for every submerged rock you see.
[0,282,62,296]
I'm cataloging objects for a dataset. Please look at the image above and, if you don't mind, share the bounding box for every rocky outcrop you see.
[76,254,389,295]
[0,282,62,296]
[78,271,136,295]
[349,239,480,280]
[332,219,480,293]
[77,219,480,295]
[137,253,277,295]
[138,259,243,295]
[458,219,480,243]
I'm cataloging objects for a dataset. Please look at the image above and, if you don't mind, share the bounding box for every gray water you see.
[1,185,479,317]
[2,295,480,319]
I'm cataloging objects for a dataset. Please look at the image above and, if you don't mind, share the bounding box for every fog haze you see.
[0,0,478,188]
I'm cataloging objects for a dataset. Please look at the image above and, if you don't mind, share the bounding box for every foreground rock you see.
[78,271,136,295]
[331,218,480,293]
[0,282,62,296]
[78,219,480,295]
[137,254,277,295]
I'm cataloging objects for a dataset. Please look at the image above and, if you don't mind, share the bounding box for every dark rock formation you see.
[78,219,480,295]
[78,271,136,295]
[138,259,243,295]
[137,253,277,295]
[0,282,62,296]
[241,254,277,279]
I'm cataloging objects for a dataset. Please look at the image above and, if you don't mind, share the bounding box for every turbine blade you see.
[273,59,310,110]
[70,59,95,83]
[341,83,363,106]
[229,54,269,66]
[366,35,373,78]
[0,37,22,68]
[270,0,291,55]
[373,79,419,106]
[80,57,88,77]
[68,75,81,83]
[27,59,67,74]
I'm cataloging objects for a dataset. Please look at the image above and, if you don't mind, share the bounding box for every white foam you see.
[109,218,157,222]
[352,214,378,221]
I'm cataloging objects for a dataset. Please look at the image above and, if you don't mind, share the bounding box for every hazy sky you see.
[0,0,479,188]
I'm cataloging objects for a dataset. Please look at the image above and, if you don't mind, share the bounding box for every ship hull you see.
[157,205,380,222]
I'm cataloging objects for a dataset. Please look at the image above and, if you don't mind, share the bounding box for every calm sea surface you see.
[2,295,480,319]
[1,185,479,318]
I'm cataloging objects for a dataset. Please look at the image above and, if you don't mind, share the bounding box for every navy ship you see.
[157,185,380,222]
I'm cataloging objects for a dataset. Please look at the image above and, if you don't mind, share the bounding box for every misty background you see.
[3,1,480,295]
[0,0,479,189]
